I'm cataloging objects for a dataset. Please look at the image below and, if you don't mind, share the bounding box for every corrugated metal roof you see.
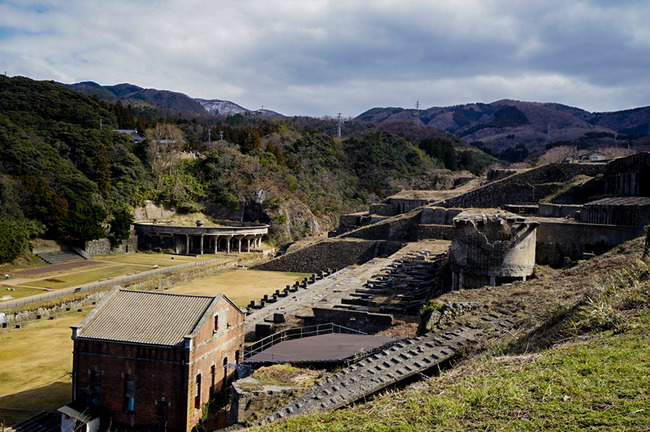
[76,289,217,347]
[585,197,650,206]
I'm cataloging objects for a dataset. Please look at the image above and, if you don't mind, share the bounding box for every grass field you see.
[0,267,307,425]
[97,252,225,266]
[16,265,149,289]
[0,286,47,301]
[0,310,86,424]
[168,269,310,307]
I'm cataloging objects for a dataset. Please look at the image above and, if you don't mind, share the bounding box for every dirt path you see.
[15,260,103,275]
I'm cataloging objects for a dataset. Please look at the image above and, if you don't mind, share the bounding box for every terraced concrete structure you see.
[244,241,450,339]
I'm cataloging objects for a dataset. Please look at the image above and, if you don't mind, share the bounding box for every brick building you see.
[59,288,244,432]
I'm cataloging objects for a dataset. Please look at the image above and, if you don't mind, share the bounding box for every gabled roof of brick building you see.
[73,288,223,347]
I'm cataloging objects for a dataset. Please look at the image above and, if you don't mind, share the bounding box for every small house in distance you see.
[59,288,244,432]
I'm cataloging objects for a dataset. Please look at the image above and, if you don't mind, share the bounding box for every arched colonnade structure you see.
[133,222,269,255]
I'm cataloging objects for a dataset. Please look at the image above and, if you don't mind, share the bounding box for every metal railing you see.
[0,258,220,311]
[244,323,367,360]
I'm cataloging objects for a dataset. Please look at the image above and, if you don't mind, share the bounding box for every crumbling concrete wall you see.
[539,203,582,218]
[449,212,538,289]
[304,307,394,334]
[253,239,404,273]
[230,378,298,425]
[580,197,650,226]
[341,209,422,241]
[604,152,650,197]
[536,221,645,267]
[419,207,463,225]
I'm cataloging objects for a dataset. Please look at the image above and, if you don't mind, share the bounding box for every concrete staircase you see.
[258,312,515,426]
[35,250,85,265]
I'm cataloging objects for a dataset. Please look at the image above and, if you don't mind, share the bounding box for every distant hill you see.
[358,100,650,154]
[63,81,282,117]
[195,98,281,117]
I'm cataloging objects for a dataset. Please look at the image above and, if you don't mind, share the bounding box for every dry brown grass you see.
[167,269,309,307]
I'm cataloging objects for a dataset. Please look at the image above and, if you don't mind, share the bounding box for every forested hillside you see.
[0,76,489,262]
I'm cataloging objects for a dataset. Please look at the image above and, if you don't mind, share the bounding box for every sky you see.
[1,0,649,117]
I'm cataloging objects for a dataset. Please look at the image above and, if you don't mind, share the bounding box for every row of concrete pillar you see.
[175,234,263,255]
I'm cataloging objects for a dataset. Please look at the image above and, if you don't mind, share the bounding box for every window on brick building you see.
[124,376,135,413]
[89,371,101,410]
[194,374,201,409]
[214,314,219,331]
[210,365,216,396]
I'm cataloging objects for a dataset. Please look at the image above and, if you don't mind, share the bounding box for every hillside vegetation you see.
[0,76,491,261]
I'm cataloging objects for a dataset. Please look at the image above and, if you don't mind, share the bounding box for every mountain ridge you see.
[358,100,650,153]
[62,81,282,117]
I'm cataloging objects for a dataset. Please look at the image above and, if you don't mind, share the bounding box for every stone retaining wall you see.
[416,224,453,240]
[442,163,606,208]
[84,233,137,255]
[253,240,404,273]
[3,257,255,325]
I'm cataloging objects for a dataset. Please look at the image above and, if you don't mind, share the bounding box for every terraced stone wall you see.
[253,239,404,273]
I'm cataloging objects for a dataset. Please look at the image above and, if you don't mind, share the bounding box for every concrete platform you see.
[245,333,396,364]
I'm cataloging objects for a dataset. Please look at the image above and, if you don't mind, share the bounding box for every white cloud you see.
[1,0,649,116]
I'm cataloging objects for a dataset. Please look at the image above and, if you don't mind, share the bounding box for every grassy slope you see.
[250,238,650,431]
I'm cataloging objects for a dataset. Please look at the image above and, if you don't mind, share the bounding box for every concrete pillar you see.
[200,235,204,255]
[237,237,242,253]
[245,237,250,252]
[214,235,219,254]
[489,275,496,287]
[173,235,179,254]
[226,236,231,254]
[186,235,190,255]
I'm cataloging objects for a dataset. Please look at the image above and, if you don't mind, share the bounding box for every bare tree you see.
[145,123,186,189]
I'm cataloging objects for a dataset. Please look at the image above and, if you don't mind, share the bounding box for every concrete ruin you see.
[133,221,268,255]
[449,211,538,289]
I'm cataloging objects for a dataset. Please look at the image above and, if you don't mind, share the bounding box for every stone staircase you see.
[258,311,515,426]
[7,411,59,432]
[35,250,85,265]
[339,250,445,316]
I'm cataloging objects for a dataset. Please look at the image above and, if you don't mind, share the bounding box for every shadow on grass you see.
[0,380,70,426]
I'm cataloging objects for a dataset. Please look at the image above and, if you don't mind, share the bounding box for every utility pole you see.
[337,113,342,138]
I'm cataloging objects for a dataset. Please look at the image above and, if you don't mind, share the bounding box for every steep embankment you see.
[250,237,650,430]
